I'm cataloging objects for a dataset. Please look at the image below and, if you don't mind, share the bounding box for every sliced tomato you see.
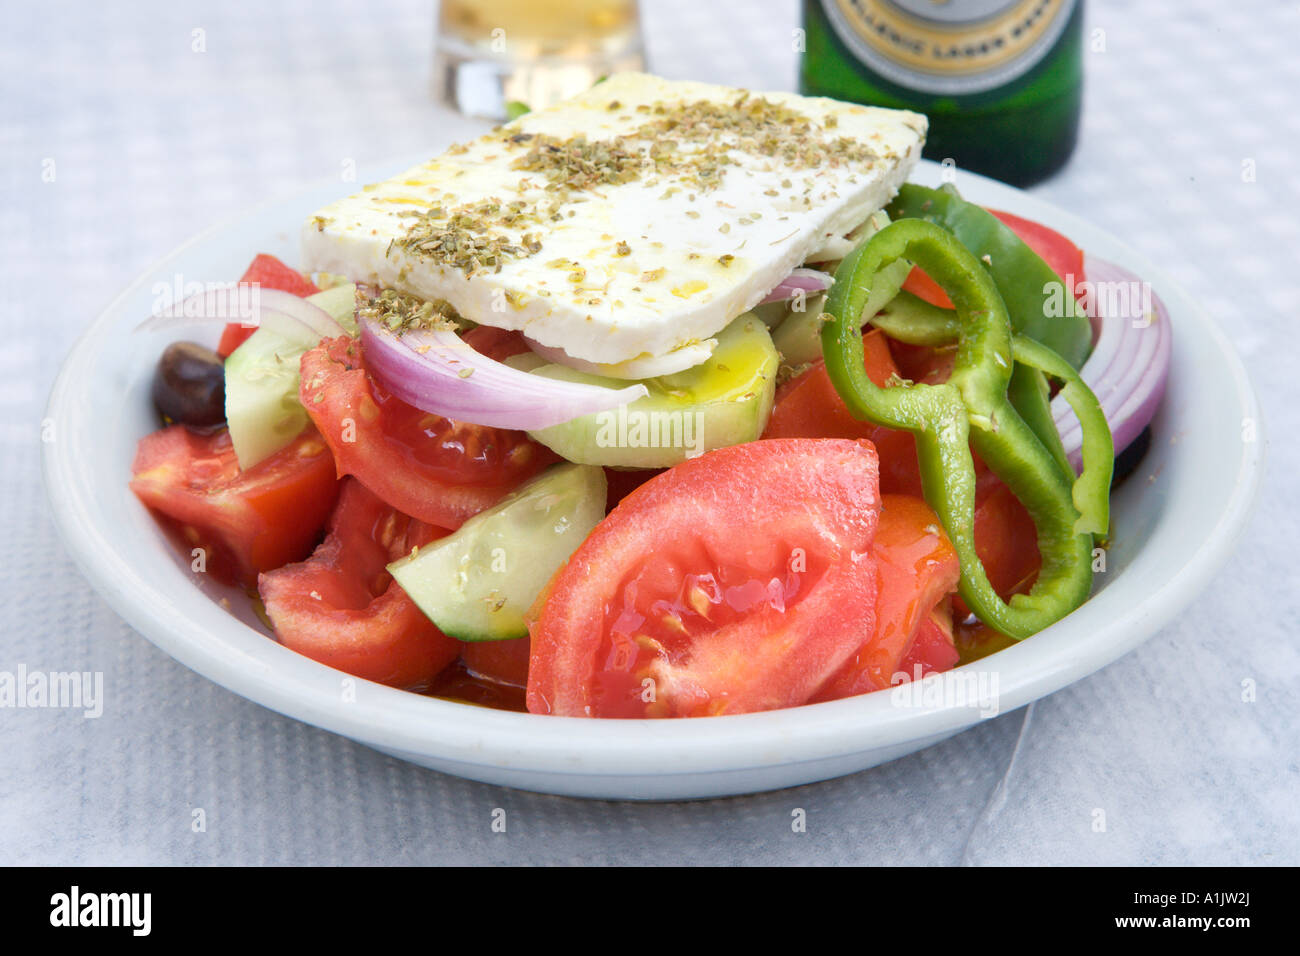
[217,254,320,357]
[951,478,1041,619]
[259,478,459,689]
[764,329,923,497]
[813,495,960,701]
[901,208,1086,309]
[879,336,1040,616]
[896,600,959,679]
[527,439,882,718]
[887,339,956,387]
[130,425,340,587]
[766,329,1038,625]
[987,209,1086,290]
[462,636,531,688]
[240,252,321,297]
[298,336,557,530]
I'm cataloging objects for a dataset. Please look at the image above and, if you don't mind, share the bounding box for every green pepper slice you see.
[886,183,1094,369]
[822,218,1107,640]
[870,293,1076,483]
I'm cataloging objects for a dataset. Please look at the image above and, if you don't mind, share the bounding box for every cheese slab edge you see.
[302,73,926,365]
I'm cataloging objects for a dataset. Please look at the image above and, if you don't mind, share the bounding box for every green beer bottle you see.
[800,0,1084,186]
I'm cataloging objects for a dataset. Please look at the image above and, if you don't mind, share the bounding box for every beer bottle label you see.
[819,0,1079,95]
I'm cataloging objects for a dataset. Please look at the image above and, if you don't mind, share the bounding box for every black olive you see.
[152,341,226,426]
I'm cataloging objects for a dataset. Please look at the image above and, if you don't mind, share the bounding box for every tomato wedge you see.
[881,337,1041,610]
[901,208,1085,309]
[299,336,557,530]
[898,602,960,678]
[130,425,340,587]
[887,338,956,387]
[527,439,882,718]
[217,254,320,357]
[766,331,1039,622]
[764,329,923,496]
[950,478,1041,619]
[812,494,960,701]
[259,478,459,689]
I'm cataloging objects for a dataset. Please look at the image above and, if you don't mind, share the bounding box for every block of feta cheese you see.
[302,72,926,368]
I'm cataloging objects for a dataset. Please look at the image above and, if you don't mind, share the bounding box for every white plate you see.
[42,158,1263,800]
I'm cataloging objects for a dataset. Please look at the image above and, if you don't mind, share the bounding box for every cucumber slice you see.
[389,463,607,641]
[224,284,355,470]
[224,326,316,470]
[750,300,793,328]
[770,293,827,366]
[526,314,779,468]
[308,283,359,335]
[503,351,548,373]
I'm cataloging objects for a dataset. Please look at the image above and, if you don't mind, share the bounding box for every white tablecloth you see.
[2,0,1295,865]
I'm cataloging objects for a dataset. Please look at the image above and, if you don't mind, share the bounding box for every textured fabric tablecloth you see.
[2,0,1296,865]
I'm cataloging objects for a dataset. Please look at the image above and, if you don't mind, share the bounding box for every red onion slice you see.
[1053,256,1172,468]
[137,286,346,340]
[360,316,649,431]
[760,267,833,304]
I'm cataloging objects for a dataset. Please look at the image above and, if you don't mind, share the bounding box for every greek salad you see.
[130,74,1170,718]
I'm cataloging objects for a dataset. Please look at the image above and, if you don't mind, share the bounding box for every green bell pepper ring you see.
[887,184,1093,482]
[886,183,1094,369]
[1010,334,1114,537]
[822,218,1103,640]
[870,291,1076,484]
[1007,364,1075,486]
[868,289,961,346]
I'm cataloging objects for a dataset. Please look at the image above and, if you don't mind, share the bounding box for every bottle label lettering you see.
[821,0,1078,95]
